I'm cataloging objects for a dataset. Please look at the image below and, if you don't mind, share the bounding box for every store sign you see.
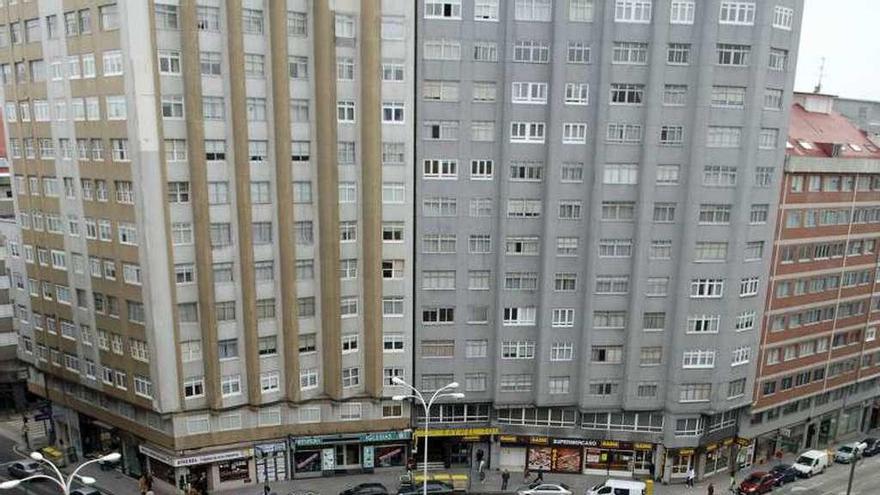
[549,438,653,451]
[363,446,374,469]
[678,448,695,455]
[414,427,500,438]
[736,437,753,447]
[294,430,411,447]
[139,445,253,467]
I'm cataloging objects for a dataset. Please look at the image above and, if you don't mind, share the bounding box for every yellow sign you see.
[678,448,695,455]
[414,427,500,438]
[634,443,653,451]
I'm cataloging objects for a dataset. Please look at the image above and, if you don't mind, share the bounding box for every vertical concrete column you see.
[314,0,342,400]
[267,0,300,402]
[224,0,261,405]
[179,0,221,409]
[359,0,383,398]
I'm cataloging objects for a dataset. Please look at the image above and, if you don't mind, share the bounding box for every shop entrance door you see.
[335,444,361,469]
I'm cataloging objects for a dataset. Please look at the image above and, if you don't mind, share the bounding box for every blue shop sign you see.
[293,430,411,447]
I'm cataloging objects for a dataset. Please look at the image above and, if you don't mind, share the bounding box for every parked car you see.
[341,483,388,495]
[769,463,799,486]
[7,460,41,480]
[737,471,775,494]
[70,488,101,495]
[586,479,647,495]
[397,481,453,495]
[862,437,880,456]
[834,443,864,463]
[517,483,572,495]
[792,449,829,477]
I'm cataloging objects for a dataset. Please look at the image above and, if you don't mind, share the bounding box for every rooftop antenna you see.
[814,57,825,93]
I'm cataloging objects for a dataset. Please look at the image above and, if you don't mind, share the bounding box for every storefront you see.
[140,444,255,494]
[255,442,288,483]
[498,435,654,477]
[703,439,734,476]
[414,427,498,468]
[669,448,694,481]
[291,430,411,478]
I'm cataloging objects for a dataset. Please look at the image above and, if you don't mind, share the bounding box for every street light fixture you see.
[0,452,121,494]
[391,376,465,495]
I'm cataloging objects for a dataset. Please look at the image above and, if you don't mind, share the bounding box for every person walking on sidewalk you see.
[479,459,486,483]
[501,469,510,491]
[707,483,714,495]
[686,467,695,488]
[728,472,737,493]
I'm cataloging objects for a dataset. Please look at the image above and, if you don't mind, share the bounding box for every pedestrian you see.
[476,449,484,464]
[264,484,271,495]
[729,472,736,493]
[686,466,695,488]
[501,469,510,491]
[707,483,714,495]
[536,470,544,483]
[138,474,149,495]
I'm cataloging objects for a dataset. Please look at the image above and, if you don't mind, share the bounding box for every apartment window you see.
[474,0,500,20]
[612,42,648,64]
[503,307,536,326]
[337,101,355,123]
[739,277,759,297]
[423,159,457,179]
[670,1,695,23]
[695,242,728,262]
[759,128,779,149]
[221,374,242,397]
[289,56,308,78]
[242,8,264,34]
[558,201,582,220]
[711,86,746,108]
[727,378,747,399]
[512,82,548,104]
[507,199,541,218]
[570,0,594,21]
[423,80,459,101]
[652,203,676,223]
[659,126,684,146]
[154,3,179,29]
[424,39,461,60]
[336,56,354,80]
[691,279,724,298]
[567,42,591,64]
[100,4,119,30]
[717,44,750,66]
[589,382,619,396]
[598,239,632,258]
[425,0,462,19]
[512,41,550,63]
[606,123,642,144]
[382,142,406,165]
[342,368,360,388]
[699,204,731,224]
[158,50,181,75]
[514,0,552,21]
[750,204,769,224]
[510,162,543,182]
[595,276,629,294]
[773,6,794,30]
[745,241,764,261]
[731,346,751,366]
[197,6,221,31]
[667,43,691,65]
[640,347,662,366]
[764,88,784,109]
[470,160,494,180]
[646,277,669,296]
[593,311,626,329]
[564,83,589,105]
[161,95,184,118]
[209,223,232,247]
[424,120,459,140]
[167,182,190,203]
[703,165,738,187]
[614,0,652,22]
[563,123,588,144]
[472,42,498,62]
[683,350,716,369]
[719,2,755,25]
[663,84,688,106]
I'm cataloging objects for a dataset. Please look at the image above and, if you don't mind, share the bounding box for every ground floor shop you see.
[291,430,412,477]
[413,427,498,468]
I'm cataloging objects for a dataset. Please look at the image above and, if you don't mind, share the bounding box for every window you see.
[154,3,179,29]
[595,276,629,294]
[558,201,582,219]
[589,382,619,396]
[567,42,591,64]
[342,367,360,388]
[507,199,541,218]
[745,241,764,261]
[423,80,459,101]
[703,165,738,187]
[564,83,589,105]
[221,374,242,397]
[667,43,691,65]
[510,122,546,143]
[337,100,355,123]
[470,160,494,180]
[653,203,676,223]
[606,123,642,144]
[382,102,405,123]
[764,88,784,110]
[717,44,750,66]
[512,40,550,63]
[773,6,794,30]
[699,204,732,224]
[711,86,746,108]
[612,42,648,64]
[683,350,716,369]
[670,1,695,23]
[563,123,588,144]
[425,1,462,19]
[503,307,536,326]
[424,120,459,140]
[510,162,543,182]
[242,8,264,34]
[691,279,724,298]
[288,56,308,78]
[695,242,728,262]
[680,383,712,403]
[512,82,548,104]
[750,204,769,224]
[423,159,457,179]
[615,0,652,22]
[161,95,184,118]
[719,2,755,25]
[727,378,747,399]
[659,126,684,146]
[570,0,594,21]
[759,128,779,149]
[158,50,181,75]
[739,277,759,297]
[515,0,552,21]
[645,277,669,296]
[731,346,751,366]
[384,335,405,353]
[100,4,119,30]
[424,39,461,60]
[474,0,500,20]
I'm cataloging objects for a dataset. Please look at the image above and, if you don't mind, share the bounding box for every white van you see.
[586,479,646,495]
[792,449,829,477]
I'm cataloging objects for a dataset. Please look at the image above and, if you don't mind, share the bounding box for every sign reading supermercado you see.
[139,445,253,467]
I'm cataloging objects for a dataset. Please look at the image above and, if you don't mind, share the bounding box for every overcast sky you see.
[794,0,880,100]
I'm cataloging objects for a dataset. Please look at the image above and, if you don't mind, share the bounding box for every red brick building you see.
[742,93,880,462]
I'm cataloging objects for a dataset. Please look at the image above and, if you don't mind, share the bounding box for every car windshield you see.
[796,455,814,464]
[839,446,853,453]
[746,474,763,483]
[772,464,790,471]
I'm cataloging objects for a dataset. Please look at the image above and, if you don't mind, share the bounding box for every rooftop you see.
[787,93,880,159]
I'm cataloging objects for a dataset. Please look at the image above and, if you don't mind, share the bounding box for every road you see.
[0,434,94,495]
[767,453,880,495]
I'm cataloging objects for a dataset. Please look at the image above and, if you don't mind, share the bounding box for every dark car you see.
[7,460,41,479]
[738,471,775,494]
[397,481,454,495]
[862,437,880,456]
[769,464,798,486]
[341,483,389,495]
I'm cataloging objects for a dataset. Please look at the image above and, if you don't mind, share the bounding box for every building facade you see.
[742,92,880,463]
[416,0,802,481]
[0,0,414,492]
[835,97,880,141]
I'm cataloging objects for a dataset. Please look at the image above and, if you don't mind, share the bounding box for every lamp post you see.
[391,377,465,495]
[0,451,121,495]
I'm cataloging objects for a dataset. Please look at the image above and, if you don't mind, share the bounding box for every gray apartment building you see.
[0,1,415,492]
[416,0,802,481]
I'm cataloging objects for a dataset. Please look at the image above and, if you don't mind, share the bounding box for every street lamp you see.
[0,451,121,495]
[391,376,465,495]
